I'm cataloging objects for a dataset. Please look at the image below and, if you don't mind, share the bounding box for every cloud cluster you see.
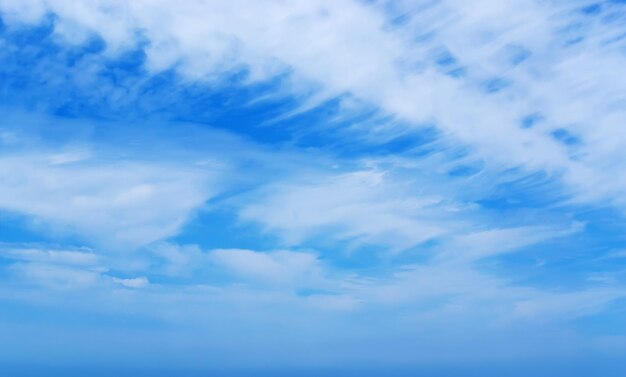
[1,0,626,370]
[2,0,625,211]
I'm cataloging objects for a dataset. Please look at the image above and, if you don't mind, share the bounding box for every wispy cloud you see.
[0,150,213,248]
[1,0,626,373]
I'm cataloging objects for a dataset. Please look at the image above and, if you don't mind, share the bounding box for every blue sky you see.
[1,1,626,376]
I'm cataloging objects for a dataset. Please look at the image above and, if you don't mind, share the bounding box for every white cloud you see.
[209,248,323,287]
[147,242,204,276]
[238,169,458,251]
[1,236,623,367]
[511,289,624,321]
[112,276,149,288]
[0,109,337,250]
[436,224,581,264]
[0,2,625,365]
[1,246,99,266]
[2,0,624,213]
[0,152,214,248]
[0,245,106,290]
[9,262,101,290]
